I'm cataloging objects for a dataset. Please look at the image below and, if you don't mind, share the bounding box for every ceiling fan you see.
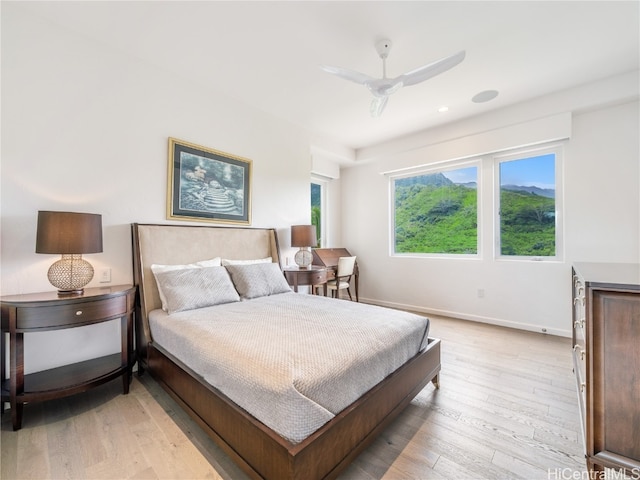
[321,39,466,117]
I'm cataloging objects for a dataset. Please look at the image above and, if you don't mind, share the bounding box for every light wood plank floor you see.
[2,316,587,479]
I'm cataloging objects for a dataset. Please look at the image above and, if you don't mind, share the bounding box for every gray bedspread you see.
[148,292,429,444]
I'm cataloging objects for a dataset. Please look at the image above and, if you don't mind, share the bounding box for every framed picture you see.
[167,138,252,224]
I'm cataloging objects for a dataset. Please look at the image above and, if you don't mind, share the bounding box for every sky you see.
[442,153,555,189]
[444,166,477,184]
[499,153,555,189]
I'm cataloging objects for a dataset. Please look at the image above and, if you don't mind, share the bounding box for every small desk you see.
[283,265,327,294]
[312,248,359,302]
[0,285,135,430]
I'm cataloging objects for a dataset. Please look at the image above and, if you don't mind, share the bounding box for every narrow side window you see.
[311,181,324,247]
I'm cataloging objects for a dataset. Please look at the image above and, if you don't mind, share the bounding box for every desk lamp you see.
[291,224,317,269]
[36,211,103,295]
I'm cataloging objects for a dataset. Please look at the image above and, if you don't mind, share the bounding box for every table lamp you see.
[291,224,317,269]
[35,211,103,295]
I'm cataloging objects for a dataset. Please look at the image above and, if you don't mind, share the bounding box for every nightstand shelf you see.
[1,352,124,403]
[1,285,135,430]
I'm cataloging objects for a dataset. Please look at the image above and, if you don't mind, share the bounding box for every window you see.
[389,143,563,259]
[311,180,324,247]
[392,163,479,255]
[496,146,562,259]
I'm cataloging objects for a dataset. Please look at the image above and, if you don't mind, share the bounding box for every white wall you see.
[340,77,639,337]
[565,102,640,262]
[1,5,315,373]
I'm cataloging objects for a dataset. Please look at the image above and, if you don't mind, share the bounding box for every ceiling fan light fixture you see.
[472,89,499,103]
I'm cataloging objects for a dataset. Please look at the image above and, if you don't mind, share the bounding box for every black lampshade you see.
[36,211,103,254]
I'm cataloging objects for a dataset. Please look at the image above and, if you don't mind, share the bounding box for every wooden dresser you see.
[571,263,640,474]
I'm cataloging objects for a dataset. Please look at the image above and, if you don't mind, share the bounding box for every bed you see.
[131,223,441,480]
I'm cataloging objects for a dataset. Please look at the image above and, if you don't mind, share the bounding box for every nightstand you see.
[0,285,135,430]
[283,265,328,294]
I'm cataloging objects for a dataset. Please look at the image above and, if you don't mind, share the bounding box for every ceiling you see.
[13,1,640,153]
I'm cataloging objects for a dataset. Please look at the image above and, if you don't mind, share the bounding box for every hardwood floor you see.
[1,316,587,479]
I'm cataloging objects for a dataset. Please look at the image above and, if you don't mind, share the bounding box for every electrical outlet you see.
[99,268,111,283]
[477,288,485,298]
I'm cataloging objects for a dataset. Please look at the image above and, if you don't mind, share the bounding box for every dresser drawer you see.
[573,317,586,347]
[573,276,586,325]
[572,347,587,452]
[572,273,587,352]
[572,341,586,382]
[16,296,127,330]
[572,269,587,429]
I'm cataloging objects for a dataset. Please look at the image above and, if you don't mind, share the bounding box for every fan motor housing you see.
[375,39,392,59]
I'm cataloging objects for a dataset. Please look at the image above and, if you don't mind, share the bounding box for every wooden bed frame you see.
[131,223,441,480]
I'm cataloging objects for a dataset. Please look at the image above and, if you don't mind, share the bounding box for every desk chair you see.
[326,256,357,301]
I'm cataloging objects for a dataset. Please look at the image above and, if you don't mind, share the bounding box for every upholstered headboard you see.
[131,223,281,360]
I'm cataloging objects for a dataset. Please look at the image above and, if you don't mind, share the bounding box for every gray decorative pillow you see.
[225,263,291,300]
[154,266,240,314]
[151,257,222,311]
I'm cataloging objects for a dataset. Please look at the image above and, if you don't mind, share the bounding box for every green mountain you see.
[395,172,453,188]
[395,182,555,256]
[499,190,555,255]
[395,182,477,254]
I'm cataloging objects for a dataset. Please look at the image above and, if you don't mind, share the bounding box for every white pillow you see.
[153,266,240,314]
[151,257,222,311]
[225,263,291,300]
[192,258,223,268]
[221,257,272,266]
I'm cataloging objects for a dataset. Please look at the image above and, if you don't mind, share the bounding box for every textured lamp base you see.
[48,254,94,295]
[294,248,313,269]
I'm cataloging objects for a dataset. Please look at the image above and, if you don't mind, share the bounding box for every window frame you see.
[493,144,564,262]
[389,159,482,258]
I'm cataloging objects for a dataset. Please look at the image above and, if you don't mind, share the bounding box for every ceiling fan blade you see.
[320,65,375,86]
[398,50,466,87]
[370,96,389,117]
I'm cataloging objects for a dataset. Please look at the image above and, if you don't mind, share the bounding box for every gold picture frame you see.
[167,137,252,224]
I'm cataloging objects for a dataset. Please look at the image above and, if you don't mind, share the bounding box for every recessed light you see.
[472,90,499,103]
[438,106,449,113]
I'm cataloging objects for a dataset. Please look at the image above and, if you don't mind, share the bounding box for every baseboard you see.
[359,297,572,338]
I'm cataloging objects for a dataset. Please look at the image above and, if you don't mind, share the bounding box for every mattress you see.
[149,292,429,444]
